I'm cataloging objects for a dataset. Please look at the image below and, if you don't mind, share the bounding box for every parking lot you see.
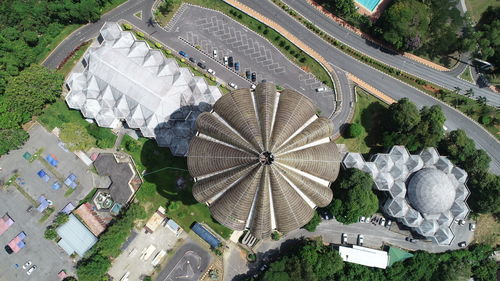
[156,241,212,281]
[0,123,96,281]
[108,221,188,281]
[167,4,336,117]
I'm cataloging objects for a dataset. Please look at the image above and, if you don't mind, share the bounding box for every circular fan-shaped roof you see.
[407,168,456,214]
[187,83,340,238]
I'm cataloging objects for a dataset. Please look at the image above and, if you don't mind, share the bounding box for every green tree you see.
[328,169,378,224]
[0,128,29,156]
[475,7,500,67]
[158,0,175,15]
[60,122,95,151]
[54,213,69,226]
[385,98,421,132]
[44,227,58,240]
[76,253,111,281]
[347,123,364,138]
[325,0,356,19]
[303,211,321,232]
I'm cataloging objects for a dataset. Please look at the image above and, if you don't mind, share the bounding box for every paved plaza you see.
[156,242,212,281]
[0,123,96,281]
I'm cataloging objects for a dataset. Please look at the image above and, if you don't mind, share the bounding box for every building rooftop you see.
[65,22,221,156]
[56,214,97,257]
[339,245,388,269]
[187,83,340,238]
[93,153,137,205]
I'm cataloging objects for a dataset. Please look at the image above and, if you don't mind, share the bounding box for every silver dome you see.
[407,168,456,214]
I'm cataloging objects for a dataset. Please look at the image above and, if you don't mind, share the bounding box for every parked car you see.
[342,233,348,244]
[319,209,333,220]
[405,237,417,243]
[357,235,364,246]
[228,56,234,67]
[234,62,240,71]
[385,220,392,228]
[246,70,251,79]
[178,51,188,58]
[316,87,326,92]
[251,84,256,90]
[213,49,217,58]
[458,220,465,226]
[197,62,206,69]
[379,218,386,226]
[469,223,476,231]
[4,245,13,254]
[251,72,256,82]
[189,57,196,63]
[458,241,467,248]
[22,261,32,270]
[27,265,37,275]
[207,68,215,75]
[223,56,229,65]
[228,82,238,89]
[359,216,365,223]
[260,264,268,271]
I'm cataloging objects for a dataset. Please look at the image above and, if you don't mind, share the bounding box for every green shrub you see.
[123,24,132,30]
[86,123,116,149]
[125,139,140,152]
[44,227,57,240]
[154,42,162,48]
[263,29,269,35]
[347,123,364,138]
[271,231,281,240]
[136,31,144,38]
[479,115,491,125]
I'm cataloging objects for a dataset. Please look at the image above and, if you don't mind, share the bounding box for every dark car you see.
[246,70,251,79]
[197,62,206,69]
[4,245,13,254]
[318,208,333,220]
[189,57,196,63]
[251,72,256,82]
[234,62,240,71]
[228,56,234,67]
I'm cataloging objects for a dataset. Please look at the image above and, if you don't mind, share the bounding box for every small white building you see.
[338,245,388,269]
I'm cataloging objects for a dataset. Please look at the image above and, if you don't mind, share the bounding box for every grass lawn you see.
[101,0,128,14]
[335,87,388,155]
[57,41,91,77]
[154,0,333,89]
[121,136,233,239]
[473,213,500,246]
[38,100,90,131]
[465,0,500,22]
[459,66,474,83]
[38,24,81,63]
[155,0,183,26]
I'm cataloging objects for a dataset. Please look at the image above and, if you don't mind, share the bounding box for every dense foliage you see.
[347,123,364,138]
[86,123,117,148]
[303,212,321,232]
[473,6,500,73]
[0,0,120,92]
[260,240,344,281]
[327,169,378,224]
[77,204,146,281]
[382,98,445,152]
[255,240,496,281]
[0,128,29,155]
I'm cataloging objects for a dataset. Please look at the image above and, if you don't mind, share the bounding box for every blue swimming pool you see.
[356,0,381,12]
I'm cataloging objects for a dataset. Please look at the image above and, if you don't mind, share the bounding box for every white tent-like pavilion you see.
[65,22,222,156]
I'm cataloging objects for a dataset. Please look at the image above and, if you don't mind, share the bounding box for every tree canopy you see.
[474,6,500,68]
[327,169,378,224]
[303,211,321,232]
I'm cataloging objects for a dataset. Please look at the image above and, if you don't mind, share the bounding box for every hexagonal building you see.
[343,146,470,245]
[187,83,341,239]
[65,22,221,156]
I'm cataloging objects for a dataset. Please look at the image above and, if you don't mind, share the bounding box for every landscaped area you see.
[459,66,474,83]
[473,213,500,247]
[154,0,334,88]
[465,0,500,22]
[120,135,232,239]
[57,41,91,76]
[335,87,388,155]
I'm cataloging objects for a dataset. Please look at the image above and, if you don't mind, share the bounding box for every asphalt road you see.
[281,0,500,106]
[42,0,499,174]
[236,0,500,174]
[156,241,211,281]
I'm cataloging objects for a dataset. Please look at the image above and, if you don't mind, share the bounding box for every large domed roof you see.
[187,83,340,239]
[407,168,456,214]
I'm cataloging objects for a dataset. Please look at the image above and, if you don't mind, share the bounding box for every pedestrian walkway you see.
[347,73,395,104]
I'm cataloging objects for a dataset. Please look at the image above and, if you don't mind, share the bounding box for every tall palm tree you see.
[465,88,475,98]
[477,96,487,106]
[453,86,461,94]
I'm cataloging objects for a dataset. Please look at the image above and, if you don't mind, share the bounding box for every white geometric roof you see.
[342,146,470,246]
[65,22,221,156]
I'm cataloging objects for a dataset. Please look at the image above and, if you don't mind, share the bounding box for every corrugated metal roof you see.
[56,214,97,257]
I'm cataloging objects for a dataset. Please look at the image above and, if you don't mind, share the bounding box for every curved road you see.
[43,0,499,174]
[236,0,500,173]
[282,0,500,106]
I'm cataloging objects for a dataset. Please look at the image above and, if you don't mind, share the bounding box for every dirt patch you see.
[473,213,500,246]
[423,84,439,93]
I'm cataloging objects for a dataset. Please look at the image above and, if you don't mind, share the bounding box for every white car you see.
[379,218,386,226]
[228,82,238,89]
[359,216,365,223]
[458,241,467,248]
[357,235,364,246]
[207,68,215,75]
[251,84,256,90]
[341,233,348,244]
[316,87,326,92]
[385,220,392,228]
[27,265,37,275]
[223,56,228,65]
[22,261,32,270]
[469,223,476,231]
[213,49,217,58]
